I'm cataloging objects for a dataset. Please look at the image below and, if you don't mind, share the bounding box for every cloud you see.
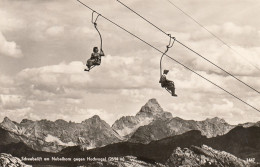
[191,45,260,76]
[0,107,32,123]
[17,61,92,91]
[0,0,259,126]
[189,22,260,42]
[0,59,158,123]
[2,58,256,124]
[0,32,23,58]
[46,26,64,37]
[167,22,260,77]
[0,10,25,32]
[0,94,27,110]
[208,22,259,39]
[15,56,157,96]
[72,26,96,36]
[0,75,14,87]
[166,93,260,125]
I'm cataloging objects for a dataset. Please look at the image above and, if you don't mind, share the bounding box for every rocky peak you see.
[82,115,101,123]
[91,115,101,120]
[2,117,12,124]
[112,99,173,137]
[55,119,68,125]
[1,117,17,130]
[240,121,260,128]
[205,117,226,124]
[172,117,185,121]
[20,119,34,124]
[82,115,110,128]
[38,119,52,125]
[166,145,253,167]
[137,98,163,115]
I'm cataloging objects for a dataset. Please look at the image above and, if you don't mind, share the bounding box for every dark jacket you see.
[90,51,105,65]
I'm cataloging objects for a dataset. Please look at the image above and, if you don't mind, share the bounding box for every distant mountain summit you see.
[112,98,172,137]
[112,99,235,143]
[138,98,164,114]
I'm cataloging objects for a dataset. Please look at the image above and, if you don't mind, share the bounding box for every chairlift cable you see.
[76,0,259,112]
[116,0,260,95]
[164,0,260,72]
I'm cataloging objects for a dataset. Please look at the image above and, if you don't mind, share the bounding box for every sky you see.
[0,0,259,125]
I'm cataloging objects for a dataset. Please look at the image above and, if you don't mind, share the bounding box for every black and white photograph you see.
[0,0,260,166]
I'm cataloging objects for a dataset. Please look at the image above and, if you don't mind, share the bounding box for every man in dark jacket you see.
[85,47,105,71]
[159,70,177,96]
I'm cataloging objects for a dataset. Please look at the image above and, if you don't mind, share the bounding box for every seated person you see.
[159,69,177,96]
[85,47,105,71]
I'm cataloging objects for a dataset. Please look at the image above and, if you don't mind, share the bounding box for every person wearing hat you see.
[159,69,177,96]
[85,47,105,71]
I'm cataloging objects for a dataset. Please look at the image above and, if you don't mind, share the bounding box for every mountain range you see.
[0,98,259,154]
[0,115,121,152]
[0,126,259,166]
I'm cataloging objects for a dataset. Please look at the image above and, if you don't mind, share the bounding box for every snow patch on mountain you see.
[112,98,171,137]
[116,117,153,136]
[45,134,75,146]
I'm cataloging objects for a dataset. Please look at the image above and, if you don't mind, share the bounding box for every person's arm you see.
[159,76,163,83]
[100,49,105,56]
[90,53,95,59]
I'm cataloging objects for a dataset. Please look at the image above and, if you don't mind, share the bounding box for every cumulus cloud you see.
[190,45,260,76]
[0,10,25,32]
[15,56,157,96]
[46,26,64,37]
[166,93,260,125]
[17,61,92,92]
[177,29,260,76]
[0,94,27,110]
[0,10,24,58]
[208,22,259,39]
[0,75,14,87]
[0,57,256,124]
[0,0,259,125]
[0,107,32,123]
[0,32,23,58]
[72,26,97,36]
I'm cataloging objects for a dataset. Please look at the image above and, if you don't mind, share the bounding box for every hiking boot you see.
[172,94,177,97]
